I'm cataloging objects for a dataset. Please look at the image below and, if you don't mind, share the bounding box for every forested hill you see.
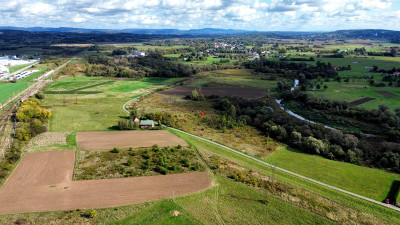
[331,29,400,42]
[1,27,400,42]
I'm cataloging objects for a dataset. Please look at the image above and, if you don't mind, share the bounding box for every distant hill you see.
[1,27,400,42]
[0,27,258,35]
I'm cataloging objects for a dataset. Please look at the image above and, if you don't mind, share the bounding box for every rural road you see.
[121,87,400,212]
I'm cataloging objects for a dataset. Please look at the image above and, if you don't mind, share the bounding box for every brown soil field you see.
[0,150,210,214]
[77,130,188,150]
[161,87,268,99]
[375,91,398,97]
[349,97,375,107]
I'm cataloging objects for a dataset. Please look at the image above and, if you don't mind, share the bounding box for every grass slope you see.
[44,77,183,132]
[265,147,400,201]
[168,128,400,224]
[110,176,334,225]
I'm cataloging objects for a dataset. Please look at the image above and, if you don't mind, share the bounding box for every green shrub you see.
[81,209,97,218]
[110,148,119,153]
[126,159,134,166]
[181,158,191,167]
[156,166,169,175]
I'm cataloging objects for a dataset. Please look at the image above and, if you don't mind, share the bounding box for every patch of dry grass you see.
[137,93,279,159]
[24,132,69,152]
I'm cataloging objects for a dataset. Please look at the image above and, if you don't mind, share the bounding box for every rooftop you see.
[139,120,154,126]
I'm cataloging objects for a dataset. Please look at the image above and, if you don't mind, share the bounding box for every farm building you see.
[139,120,154,128]
[393,72,400,76]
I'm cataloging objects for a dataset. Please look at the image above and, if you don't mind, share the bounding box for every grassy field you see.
[44,76,183,132]
[0,175,333,225]
[8,62,35,73]
[168,129,400,224]
[20,63,53,81]
[265,147,400,202]
[311,56,400,78]
[0,62,56,104]
[0,81,30,104]
[309,80,400,110]
[181,57,238,65]
[187,69,277,89]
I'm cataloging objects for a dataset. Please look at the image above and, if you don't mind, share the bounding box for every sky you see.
[0,0,399,31]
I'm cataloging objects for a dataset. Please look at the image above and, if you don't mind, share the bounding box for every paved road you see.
[164,126,400,212]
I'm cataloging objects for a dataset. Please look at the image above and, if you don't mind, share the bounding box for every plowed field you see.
[77,130,188,150]
[0,150,211,214]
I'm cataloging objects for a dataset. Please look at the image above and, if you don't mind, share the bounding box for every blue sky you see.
[0,0,398,31]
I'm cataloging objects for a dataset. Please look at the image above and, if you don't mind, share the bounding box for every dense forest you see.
[243,58,338,79]
[85,53,194,78]
[85,53,240,78]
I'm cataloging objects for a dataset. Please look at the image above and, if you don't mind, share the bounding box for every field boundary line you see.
[164,126,400,212]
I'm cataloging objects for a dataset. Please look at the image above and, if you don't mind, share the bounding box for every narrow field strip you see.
[76,130,188,150]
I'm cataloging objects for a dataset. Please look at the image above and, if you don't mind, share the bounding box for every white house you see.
[134,51,146,57]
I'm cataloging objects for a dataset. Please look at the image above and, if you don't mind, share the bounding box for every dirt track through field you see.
[0,150,211,214]
[376,91,398,97]
[77,130,188,150]
[161,87,268,99]
[349,97,375,107]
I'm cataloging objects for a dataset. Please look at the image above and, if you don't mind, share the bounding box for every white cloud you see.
[21,2,56,15]
[72,16,86,23]
[0,0,398,31]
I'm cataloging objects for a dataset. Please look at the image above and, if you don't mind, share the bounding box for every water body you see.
[276,79,376,136]
[276,79,337,130]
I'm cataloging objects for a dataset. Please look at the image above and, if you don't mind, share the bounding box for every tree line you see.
[211,96,400,173]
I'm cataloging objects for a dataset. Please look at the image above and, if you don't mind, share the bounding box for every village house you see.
[393,72,400,76]
[126,51,146,58]
[139,120,154,129]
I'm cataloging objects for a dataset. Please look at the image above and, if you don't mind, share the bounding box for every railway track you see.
[0,102,17,153]
[0,57,76,155]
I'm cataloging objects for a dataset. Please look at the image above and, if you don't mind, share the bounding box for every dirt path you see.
[349,97,375,107]
[77,130,188,150]
[0,150,211,214]
[376,91,398,97]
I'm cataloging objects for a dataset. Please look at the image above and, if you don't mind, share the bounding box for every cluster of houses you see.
[115,51,146,58]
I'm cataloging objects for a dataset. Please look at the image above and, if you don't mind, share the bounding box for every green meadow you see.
[168,128,400,224]
[188,69,277,89]
[0,82,30,104]
[8,62,35,73]
[309,80,400,110]
[44,76,183,132]
[265,147,400,202]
